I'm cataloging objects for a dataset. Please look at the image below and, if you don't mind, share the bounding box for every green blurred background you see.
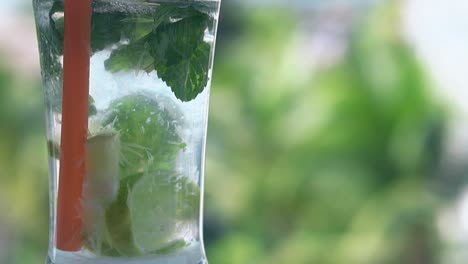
[2,0,468,263]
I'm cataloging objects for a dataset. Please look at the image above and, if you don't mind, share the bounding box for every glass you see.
[32,0,221,263]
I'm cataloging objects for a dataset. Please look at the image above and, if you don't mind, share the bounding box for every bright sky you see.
[403,0,468,116]
[0,0,39,76]
[0,0,22,11]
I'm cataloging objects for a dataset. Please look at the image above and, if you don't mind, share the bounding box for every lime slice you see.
[129,171,201,253]
[103,170,200,256]
[129,171,179,252]
[104,172,143,256]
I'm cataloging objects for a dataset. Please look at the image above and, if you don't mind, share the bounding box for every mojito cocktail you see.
[33,0,221,263]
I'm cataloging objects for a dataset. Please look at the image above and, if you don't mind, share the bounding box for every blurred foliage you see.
[0,64,49,263]
[0,1,463,264]
[205,2,448,264]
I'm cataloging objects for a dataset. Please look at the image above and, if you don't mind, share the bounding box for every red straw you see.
[56,0,92,251]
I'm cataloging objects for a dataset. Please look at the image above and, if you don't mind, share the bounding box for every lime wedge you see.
[104,172,143,256]
[128,171,201,253]
[102,170,200,256]
[129,171,179,252]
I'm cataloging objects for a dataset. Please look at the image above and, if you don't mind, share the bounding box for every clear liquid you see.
[48,242,204,264]
[33,0,220,263]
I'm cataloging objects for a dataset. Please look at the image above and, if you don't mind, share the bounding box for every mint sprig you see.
[102,95,185,176]
[104,5,211,102]
[148,13,211,101]
[49,2,211,101]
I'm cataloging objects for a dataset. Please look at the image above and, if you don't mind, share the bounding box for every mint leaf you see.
[102,94,185,177]
[90,12,126,52]
[151,4,206,34]
[121,17,154,42]
[49,0,64,55]
[49,1,127,53]
[150,10,208,64]
[156,42,210,102]
[104,39,154,73]
[89,96,97,116]
[104,5,211,102]
[149,11,210,101]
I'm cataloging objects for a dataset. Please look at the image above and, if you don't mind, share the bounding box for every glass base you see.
[46,242,207,264]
